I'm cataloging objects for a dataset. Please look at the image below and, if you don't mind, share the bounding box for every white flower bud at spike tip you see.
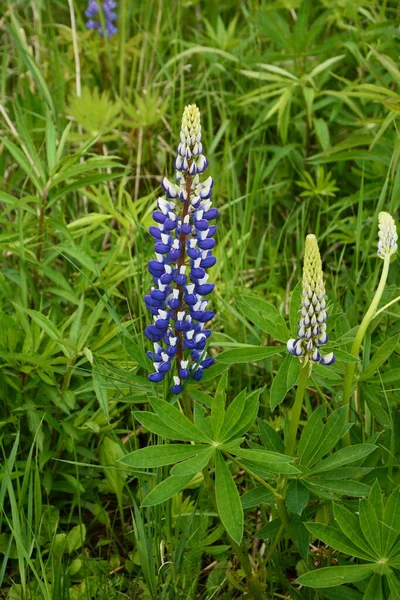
[377,212,398,259]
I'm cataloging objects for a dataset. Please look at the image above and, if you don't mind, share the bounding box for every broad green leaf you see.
[359,498,381,556]
[297,565,373,588]
[217,346,281,364]
[119,444,206,469]
[333,504,371,556]
[134,412,185,440]
[311,444,376,474]
[317,586,362,600]
[369,480,384,522]
[226,388,262,439]
[362,385,390,427]
[306,523,373,561]
[286,480,309,515]
[387,571,400,600]
[141,475,192,507]
[289,281,302,334]
[290,513,309,561]
[298,405,326,465]
[306,479,370,498]
[236,296,290,342]
[211,371,227,440]
[92,369,109,419]
[360,335,400,380]
[215,452,243,545]
[241,487,274,510]
[150,398,211,443]
[219,389,246,442]
[362,573,382,600]
[228,448,300,474]
[306,406,348,466]
[383,488,400,556]
[270,354,300,410]
[66,524,86,554]
[198,363,229,382]
[308,54,345,78]
[99,438,125,502]
[170,447,215,476]
[258,420,284,454]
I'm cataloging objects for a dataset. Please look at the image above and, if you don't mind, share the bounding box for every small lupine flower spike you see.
[377,212,398,259]
[145,104,217,394]
[85,1,118,38]
[287,234,335,367]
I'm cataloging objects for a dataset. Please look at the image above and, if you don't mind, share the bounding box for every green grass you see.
[1,0,400,598]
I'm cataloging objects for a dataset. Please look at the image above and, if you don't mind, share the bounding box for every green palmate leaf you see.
[306,479,371,498]
[134,412,185,440]
[359,498,382,556]
[387,571,400,600]
[306,523,374,561]
[170,447,215,476]
[228,448,300,474]
[150,397,211,443]
[217,346,281,364]
[317,586,362,600]
[360,335,400,380]
[236,296,290,342]
[363,573,382,600]
[297,565,374,588]
[298,405,326,465]
[241,487,274,510]
[306,406,348,466]
[219,390,246,442]
[286,480,309,515]
[333,504,371,556]
[119,444,206,469]
[310,444,376,474]
[270,354,300,410]
[383,488,400,556]
[362,385,390,428]
[215,452,243,545]
[258,420,284,453]
[141,475,193,507]
[225,388,262,440]
[211,372,227,440]
[368,480,384,523]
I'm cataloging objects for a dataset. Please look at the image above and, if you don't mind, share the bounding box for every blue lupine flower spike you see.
[287,234,335,368]
[85,1,118,38]
[145,104,217,394]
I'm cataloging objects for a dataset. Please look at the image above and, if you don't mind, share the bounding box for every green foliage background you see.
[0,0,400,598]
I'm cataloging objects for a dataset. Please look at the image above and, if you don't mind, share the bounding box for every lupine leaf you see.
[333,504,372,556]
[211,372,227,440]
[360,335,400,380]
[305,479,370,498]
[141,475,193,507]
[225,388,262,439]
[383,488,400,556]
[297,565,373,588]
[150,397,211,443]
[258,420,284,453]
[170,447,215,476]
[310,444,376,474]
[220,390,246,442]
[298,405,326,465]
[228,448,300,474]
[359,498,381,556]
[217,346,281,364]
[270,354,300,410]
[286,480,309,515]
[241,487,274,510]
[134,412,186,440]
[316,586,362,600]
[387,571,400,600]
[119,444,206,469]
[236,296,290,343]
[306,405,348,465]
[362,573,382,600]
[306,523,373,560]
[215,452,243,545]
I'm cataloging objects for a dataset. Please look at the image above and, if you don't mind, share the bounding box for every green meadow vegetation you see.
[1,0,400,598]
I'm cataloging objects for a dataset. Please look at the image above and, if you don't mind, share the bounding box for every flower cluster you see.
[287,234,335,367]
[377,211,398,259]
[145,104,217,394]
[85,0,118,38]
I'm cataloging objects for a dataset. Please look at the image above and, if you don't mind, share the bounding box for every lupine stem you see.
[202,466,265,600]
[342,254,391,445]
[285,364,309,457]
